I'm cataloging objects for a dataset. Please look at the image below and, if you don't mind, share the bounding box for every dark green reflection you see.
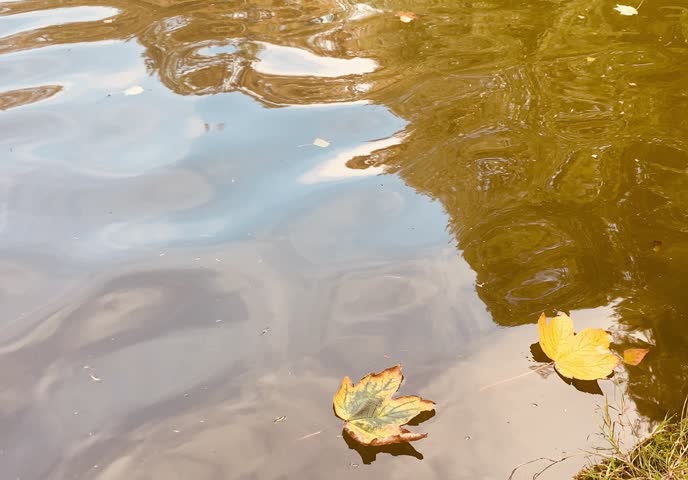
[360,1,688,420]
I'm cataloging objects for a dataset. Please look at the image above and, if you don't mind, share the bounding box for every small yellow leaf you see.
[538,313,620,381]
[333,365,435,446]
[614,4,638,16]
[623,348,650,366]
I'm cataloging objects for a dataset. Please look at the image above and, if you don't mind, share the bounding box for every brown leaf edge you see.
[344,425,428,446]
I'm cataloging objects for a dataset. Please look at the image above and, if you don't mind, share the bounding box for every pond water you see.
[1,0,687,478]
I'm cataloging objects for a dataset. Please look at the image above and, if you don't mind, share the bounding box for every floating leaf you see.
[313,138,330,148]
[333,365,435,446]
[614,4,638,16]
[623,348,650,366]
[538,313,620,381]
[124,85,144,96]
[395,11,418,23]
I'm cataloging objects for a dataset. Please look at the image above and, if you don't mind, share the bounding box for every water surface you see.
[1,0,688,478]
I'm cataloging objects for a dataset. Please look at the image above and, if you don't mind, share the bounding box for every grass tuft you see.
[576,403,688,480]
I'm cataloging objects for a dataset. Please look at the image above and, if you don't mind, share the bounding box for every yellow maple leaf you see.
[333,365,435,446]
[538,313,620,381]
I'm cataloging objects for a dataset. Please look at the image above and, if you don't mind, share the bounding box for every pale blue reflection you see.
[95,93,417,250]
[0,37,448,261]
[0,6,119,38]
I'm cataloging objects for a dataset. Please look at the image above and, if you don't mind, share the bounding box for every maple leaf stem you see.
[296,424,338,441]
[297,430,324,441]
[479,362,554,392]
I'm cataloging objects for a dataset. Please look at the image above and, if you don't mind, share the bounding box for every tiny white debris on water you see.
[614,4,638,16]
[90,373,102,382]
[395,11,418,23]
[313,138,330,148]
[124,85,144,96]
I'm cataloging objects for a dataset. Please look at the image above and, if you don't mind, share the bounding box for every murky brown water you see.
[1,0,688,478]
